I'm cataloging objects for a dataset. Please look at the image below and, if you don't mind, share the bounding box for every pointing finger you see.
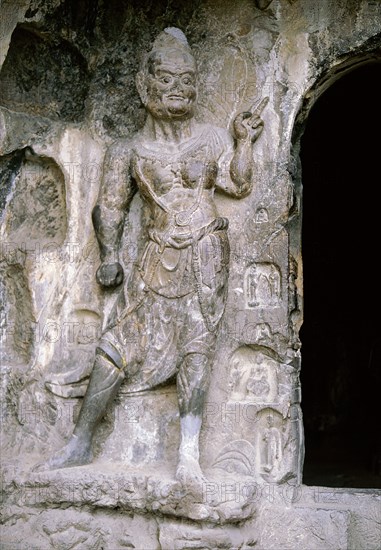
[249,96,269,116]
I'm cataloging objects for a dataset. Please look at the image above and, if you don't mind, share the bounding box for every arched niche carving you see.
[0,24,89,122]
[0,147,67,367]
[291,49,381,488]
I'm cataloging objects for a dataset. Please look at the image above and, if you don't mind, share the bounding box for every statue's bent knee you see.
[184,353,209,374]
[96,341,124,370]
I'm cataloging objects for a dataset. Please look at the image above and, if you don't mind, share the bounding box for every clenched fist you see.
[96,262,124,288]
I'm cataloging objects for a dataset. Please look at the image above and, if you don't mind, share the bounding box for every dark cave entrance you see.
[300,62,381,489]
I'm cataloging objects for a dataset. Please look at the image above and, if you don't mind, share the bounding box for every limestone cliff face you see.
[0,1,380,549]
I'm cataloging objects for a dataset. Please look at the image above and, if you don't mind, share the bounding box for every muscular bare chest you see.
[131,137,218,199]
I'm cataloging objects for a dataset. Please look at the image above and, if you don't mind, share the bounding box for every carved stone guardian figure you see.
[34,27,266,488]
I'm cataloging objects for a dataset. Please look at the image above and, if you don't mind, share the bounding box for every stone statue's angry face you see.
[144,48,197,120]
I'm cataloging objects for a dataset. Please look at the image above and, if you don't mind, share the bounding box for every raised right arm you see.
[92,140,137,288]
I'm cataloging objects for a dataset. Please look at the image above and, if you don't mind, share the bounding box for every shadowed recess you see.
[300,62,381,489]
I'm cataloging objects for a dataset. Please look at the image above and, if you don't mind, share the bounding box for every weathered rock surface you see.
[1,0,380,548]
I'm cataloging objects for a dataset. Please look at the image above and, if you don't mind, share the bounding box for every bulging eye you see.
[182,77,193,86]
[161,76,172,84]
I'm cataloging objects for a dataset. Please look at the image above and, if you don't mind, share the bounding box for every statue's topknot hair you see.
[151,27,191,53]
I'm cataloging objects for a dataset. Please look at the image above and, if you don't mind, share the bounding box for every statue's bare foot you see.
[32,435,92,472]
[176,454,207,496]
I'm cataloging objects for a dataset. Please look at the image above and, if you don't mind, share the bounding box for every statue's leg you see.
[176,352,209,486]
[33,347,124,471]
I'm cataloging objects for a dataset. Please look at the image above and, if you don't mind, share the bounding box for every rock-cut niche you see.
[300,61,381,488]
[0,148,67,366]
[0,24,89,121]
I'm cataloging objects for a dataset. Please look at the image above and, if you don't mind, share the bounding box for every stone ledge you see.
[3,454,380,532]
[1,460,259,524]
[1,473,380,549]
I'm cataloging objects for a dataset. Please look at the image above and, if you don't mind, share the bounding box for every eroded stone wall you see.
[1,1,380,548]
